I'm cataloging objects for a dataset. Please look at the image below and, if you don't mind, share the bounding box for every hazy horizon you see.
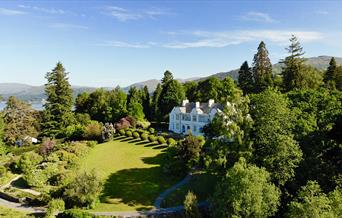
[1,1,342,87]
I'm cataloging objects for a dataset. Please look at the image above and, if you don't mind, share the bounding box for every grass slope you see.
[80,136,180,211]
[0,206,29,218]
[161,173,217,208]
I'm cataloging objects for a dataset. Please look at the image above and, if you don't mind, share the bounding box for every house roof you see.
[176,102,223,114]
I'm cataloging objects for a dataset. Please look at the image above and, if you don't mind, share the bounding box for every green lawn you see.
[161,172,218,208]
[0,206,30,218]
[80,136,181,211]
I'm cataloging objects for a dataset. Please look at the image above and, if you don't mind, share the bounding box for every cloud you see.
[18,4,65,14]
[241,12,277,23]
[99,30,323,49]
[0,7,26,15]
[162,30,324,48]
[103,6,171,21]
[98,41,151,48]
[49,23,88,30]
[315,10,329,15]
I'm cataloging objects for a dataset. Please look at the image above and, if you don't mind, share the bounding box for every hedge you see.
[119,129,126,136]
[141,133,149,141]
[157,136,166,145]
[167,138,177,146]
[125,130,132,137]
[132,132,140,139]
[148,135,157,142]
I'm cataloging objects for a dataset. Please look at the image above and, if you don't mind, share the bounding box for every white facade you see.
[168,99,222,136]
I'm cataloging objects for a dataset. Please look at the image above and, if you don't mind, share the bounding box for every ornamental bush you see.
[148,127,155,134]
[125,130,132,138]
[148,135,156,142]
[141,133,149,141]
[157,136,166,144]
[133,132,140,139]
[167,138,177,146]
[119,129,125,136]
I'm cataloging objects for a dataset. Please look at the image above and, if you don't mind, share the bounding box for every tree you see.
[203,96,253,174]
[219,76,242,104]
[238,61,254,94]
[184,191,201,218]
[63,170,102,208]
[211,158,280,218]
[184,81,198,102]
[324,57,337,89]
[109,87,127,121]
[127,86,142,105]
[281,35,306,91]
[196,77,222,102]
[127,101,145,121]
[161,70,173,84]
[177,133,205,169]
[295,65,323,89]
[151,83,162,121]
[3,96,38,145]
[158,71,185,120]
[141,86,151,120]
[43,62,74,137]
[287,181,340,217]
[250,89,302,186]
[287,89,342,192]
[252,41,273,92]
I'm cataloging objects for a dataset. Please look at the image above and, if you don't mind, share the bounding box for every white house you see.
[168,99,223,136]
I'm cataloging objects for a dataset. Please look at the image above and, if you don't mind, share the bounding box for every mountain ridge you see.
[1,56,341,102]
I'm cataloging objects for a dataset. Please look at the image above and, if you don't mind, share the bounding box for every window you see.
[198,115,209,123]
[176,123,180,130]
[176,114,180,120]
[182,114,191,121]
[193,125,197,132]
[192,115,197,122]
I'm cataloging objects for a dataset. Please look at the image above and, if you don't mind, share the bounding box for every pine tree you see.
[42,62,74,137]
[152,83,162,121]
[158,71,185,121]
[281,35,306,91]
[127,86,141,105]
[141,86,151,120]
[238,61,254,94]
[252,41,273,93]
[324,57,337,89]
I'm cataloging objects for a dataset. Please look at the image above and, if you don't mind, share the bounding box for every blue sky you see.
[1,0,342,87]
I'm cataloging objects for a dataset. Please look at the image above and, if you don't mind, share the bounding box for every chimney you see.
[195,102,200,108]
[208,99,215,107]
[182,99,189,106]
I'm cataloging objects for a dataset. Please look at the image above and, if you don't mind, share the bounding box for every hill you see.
[1,56,340,101]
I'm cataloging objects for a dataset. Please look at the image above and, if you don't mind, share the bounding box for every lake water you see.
[0,101,44,111]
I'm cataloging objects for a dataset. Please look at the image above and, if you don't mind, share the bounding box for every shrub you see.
[136,120,151,129]
[46,199,65,217]
[132,132,140,139]
[148,127,155,134]
[167,138,177,146]
[184,191,201,218]
[65,124,85,141]
[141,133,149,141]
[17,151,43,173]
[119,129,126,136]
[84,121,103,141]
[157,136,166,145]
[57,209,95,218]
[148,135,156,142]
[125,130,132,138]
[63,170,102,208]
[0,166,7,177]
[102,123,115,141]
[39,137,56,156]
[161,132,169,137]
[86,141,97,148]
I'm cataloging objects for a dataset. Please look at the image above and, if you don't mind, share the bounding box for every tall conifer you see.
[252,41,273,92]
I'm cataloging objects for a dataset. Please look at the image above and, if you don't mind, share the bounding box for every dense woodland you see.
[0,35,341,217]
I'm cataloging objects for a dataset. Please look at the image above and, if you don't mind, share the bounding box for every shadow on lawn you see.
[100,152,179,210]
